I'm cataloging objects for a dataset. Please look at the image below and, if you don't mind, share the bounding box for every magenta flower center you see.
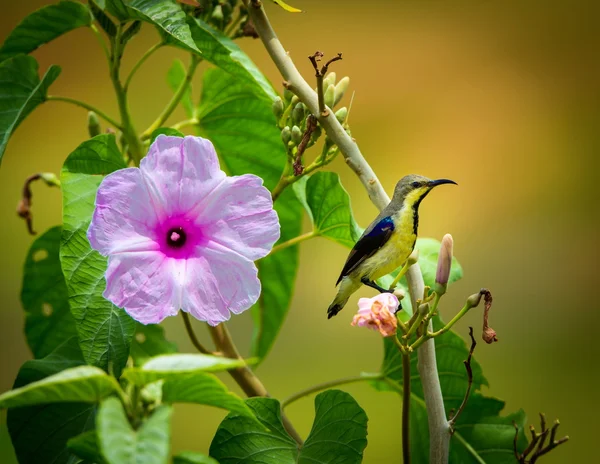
[167,227,187,248]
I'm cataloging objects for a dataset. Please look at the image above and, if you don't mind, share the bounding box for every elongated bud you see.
[283,88,294,103]
[335,107,348,123]
[291,125,302,145]
[292,103,305,123]
[40,172,60,188]
[323,72,336,89]
[333,76,350,106]
[324,84,335,109]
[434,234,454,295]
[281,126,291,145]
[87,111,101,137]
[408,250,419,265]
[272,97,284,118]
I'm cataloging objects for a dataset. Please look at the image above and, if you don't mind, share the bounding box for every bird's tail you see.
[327,277,360,319]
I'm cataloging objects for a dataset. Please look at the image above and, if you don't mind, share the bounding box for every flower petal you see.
[88,168,159,255]
[199,174,280,261]
[103,251,181,324]
[140,135,226,216]
[179,243,261,326]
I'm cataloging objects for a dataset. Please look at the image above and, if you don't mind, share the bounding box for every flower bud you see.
[292,102,305,123]
[393,288,405,301]
[272,96,284,119]
[281,126,291,145]
[408,250,419,265]
[283,88,294,103]
[40,172,60,188]
[291,95,300,105]
[333,76,350,106]
[466,291,483,309]
[324,84,335,109]
[211,4,224,21]
[87,111,101,137]
[291,125,303,145]
[323,72,336,89]
[335,107,348,124]
[434,234,453,295]
[418,302,430,316]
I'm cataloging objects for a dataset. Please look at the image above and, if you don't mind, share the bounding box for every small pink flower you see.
[351,293,399,337]
[87,136,280,326]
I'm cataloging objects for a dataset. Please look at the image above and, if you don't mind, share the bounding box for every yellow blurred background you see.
[1,1,598,462]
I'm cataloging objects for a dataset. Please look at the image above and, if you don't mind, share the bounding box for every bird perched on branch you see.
[327,174,456,318]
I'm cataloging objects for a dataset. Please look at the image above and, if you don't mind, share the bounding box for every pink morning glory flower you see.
[351,293,399,337]
[87,135,280,326]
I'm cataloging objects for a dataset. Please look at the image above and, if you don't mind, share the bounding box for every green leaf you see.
[122,354,248,386]
[106,0,199,53]
[68,430,106,464]
[174,451,219,464]
[0,365,119,409]
[187,17,276,99]
[378,317,528,462]
[167,59,194,117]
[60,134,136,376]
[198,68,302,361]
[90,1,117,37]
[98,397,172,464]
[293,172,361,248]
[210,390,368,464]
[0,55,60,165]
[161,373,255,418]
[0,1,92,63]
[6,339,96,464]
[271,0,302,13]
[130,323,178,365]
[150,127,184,143]
[21,226,78,358]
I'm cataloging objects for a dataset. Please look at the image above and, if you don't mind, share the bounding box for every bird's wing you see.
[336,216,395,285]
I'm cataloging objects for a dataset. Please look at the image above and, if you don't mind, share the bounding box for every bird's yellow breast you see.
[360,202,418,280]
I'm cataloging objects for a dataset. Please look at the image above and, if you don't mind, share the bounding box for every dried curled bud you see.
[483,327,498,344]
[351,293,399,337]
[481,290,498,344]
[434,234,454,295]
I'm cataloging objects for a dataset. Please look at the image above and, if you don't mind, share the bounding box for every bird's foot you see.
[361,278,393,294]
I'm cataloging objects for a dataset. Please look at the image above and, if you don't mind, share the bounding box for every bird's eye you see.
[411,181,421,188]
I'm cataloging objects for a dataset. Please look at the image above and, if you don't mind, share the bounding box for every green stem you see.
[404,309,425,340]
[46,96,122,130]
[281,373,383,410]
[402,353,412,464]
[141,55,201,140]
[429,302,470,338]
[172,118,199,131]
[90,24,110,60]
[390,260,413,290]
[269,231,316,255]
[124,42,163,91]
[110,25,144,165]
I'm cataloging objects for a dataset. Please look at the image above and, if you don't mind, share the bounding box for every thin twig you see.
[308,51,342,116]
[180,312,211,354]
[293,114,318,175]
[448,327,476,431]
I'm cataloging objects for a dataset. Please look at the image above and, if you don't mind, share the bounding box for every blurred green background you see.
[1,0,598,462]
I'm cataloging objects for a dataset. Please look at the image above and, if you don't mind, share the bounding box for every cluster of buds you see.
[272,72,350,175]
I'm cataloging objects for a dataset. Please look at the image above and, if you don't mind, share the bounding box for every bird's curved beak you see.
[429,178,457,187]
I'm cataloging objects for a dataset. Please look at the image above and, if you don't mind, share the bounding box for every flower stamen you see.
[167,227,187,248]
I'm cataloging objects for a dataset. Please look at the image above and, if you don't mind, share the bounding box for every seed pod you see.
[333,76,350,106]
[323,72,336,89]
[335,107,347,124]
[292,103,305,124]
[272,96,284,118]
[324,84,335,109]
[291,125,303,145]
[281,126,291,145]
[87,111,101,137]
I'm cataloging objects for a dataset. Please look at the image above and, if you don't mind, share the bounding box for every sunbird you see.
[327,174,457,318]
